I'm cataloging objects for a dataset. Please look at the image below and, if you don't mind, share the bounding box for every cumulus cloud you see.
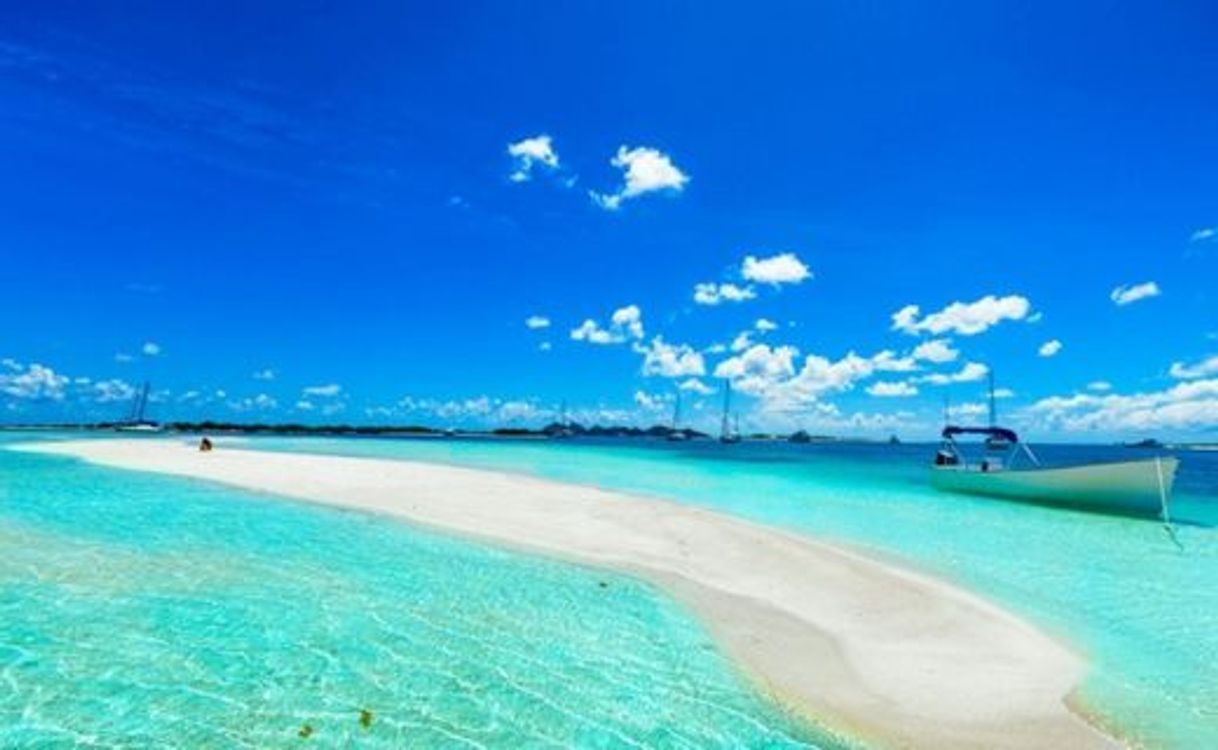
[634,390,666,410]
[590,146,689,210]
[0,362,69,400]
[525,315,551,329]
[507,134,560,182]
[1038,339,1063,358]
[1190,227,1216,242]
[755,318,779,332]
[1027,379,1218,432]
[918,362,989,385]
[92,378,136,403]
[679,378,714,395]
[303,383,342,397]
[570,304,644,345]
[142,341,161,356]
[1110,281,1160,306]
[893,295,1032,336]
[714,345,913,412]
[1169,354,1218,380]
[114,353,134,363]
[867,380,918,397]
[692,282,756,305]
[741,253,811,285]
[253,368,276,381]
[730,331,755,353]
[1088,381,1113,392]
[912,339,959,364]
[636,337,706,378]
[231,393,278,411]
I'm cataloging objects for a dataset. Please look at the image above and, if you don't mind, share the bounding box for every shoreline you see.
[17,438,1118,749]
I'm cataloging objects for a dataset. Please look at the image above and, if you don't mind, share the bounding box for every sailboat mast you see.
[137,382,150,423]
[988,370,997,427]
[672,390,682,430]
[720,380,731,439]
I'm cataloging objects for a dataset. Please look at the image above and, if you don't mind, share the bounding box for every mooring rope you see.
[1155,456,1184,551]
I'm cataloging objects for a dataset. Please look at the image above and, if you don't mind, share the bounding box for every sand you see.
[20,438,1119,749]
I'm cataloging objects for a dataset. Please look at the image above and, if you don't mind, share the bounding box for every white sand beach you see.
[22,438,1118,749]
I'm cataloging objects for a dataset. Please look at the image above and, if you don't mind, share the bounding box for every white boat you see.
[932,425,1179,517]
[115,382,163,433]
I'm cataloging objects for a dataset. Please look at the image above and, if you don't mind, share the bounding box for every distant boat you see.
[932,372,1179,520]
[666,391,688,441]
[719,380,741,444]
[115,382,163,433]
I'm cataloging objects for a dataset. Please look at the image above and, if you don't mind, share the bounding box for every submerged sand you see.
[21,439,1118,749]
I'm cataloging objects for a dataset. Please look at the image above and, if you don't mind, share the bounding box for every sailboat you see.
[719,380,741,443]
[930,372,1178,517]
[115,382,163,433]
[666,390,688,441]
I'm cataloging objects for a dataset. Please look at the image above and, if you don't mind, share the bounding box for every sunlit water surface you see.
[0,433,827,748]
[239,434,1218,749]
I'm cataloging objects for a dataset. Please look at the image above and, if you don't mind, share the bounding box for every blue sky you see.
[1,2,1216,438]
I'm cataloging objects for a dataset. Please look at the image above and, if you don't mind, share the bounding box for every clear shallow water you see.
[0,434,826,748]
[241,435,1218,749]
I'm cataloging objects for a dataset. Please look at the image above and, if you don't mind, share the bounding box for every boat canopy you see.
[941,425,1019,443]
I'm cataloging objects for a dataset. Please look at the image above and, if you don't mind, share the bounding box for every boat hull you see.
[931,457,1179,516]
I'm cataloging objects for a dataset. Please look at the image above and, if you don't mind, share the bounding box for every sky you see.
[1,1,1216,439]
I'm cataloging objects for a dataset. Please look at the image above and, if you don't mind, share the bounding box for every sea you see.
[1,431,1215,748]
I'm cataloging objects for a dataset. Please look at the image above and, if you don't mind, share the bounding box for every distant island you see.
[0,420,902,445]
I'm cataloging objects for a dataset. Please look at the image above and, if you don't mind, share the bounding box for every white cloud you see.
[1087,381,1113,392]
[570,304,644,345]
[867,380,918,397]
[693,282,756,305]
[1190,227,1216,242]
[730,330,754,352]
[114,353,133,363]
[507,134,559,182]
[918,362,989,385]
[303,383,342,397]
[1110,281,1160,306]
[1038,339,1063,358]
[92,378,136,403]
[912,338,959,364]
[714,345,911,412]
[1027,379,1218,432]
[253,368,276,381]
[295,400,315,411]
[755,318,779,332]
[142,341,161,356]
[993,387,1015,398]
[741,253,811,285]
[0,363,69,401]
[679,378,714,395]
[893,295,1032,336]
[231,393,278,412]
[637,337,706,378]
[634,390,666,410]
[1169,354,1218,380]
[525,315,551,329]
[590,145,689,210]
[539,341,552,351]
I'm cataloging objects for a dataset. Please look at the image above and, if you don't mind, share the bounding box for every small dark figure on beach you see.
[199,437,213,452]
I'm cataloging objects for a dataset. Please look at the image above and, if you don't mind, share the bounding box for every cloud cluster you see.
[507,135,560,182]
[1027,379,1218,432]
[570,304,644,345]
[693,282,756,305]
[590,146,689,211]
[636,337,706,378]
[1169,354,1218,380]
[1038,339,1063,358]
[1110,281,1160,306]
[893,295,1032,336]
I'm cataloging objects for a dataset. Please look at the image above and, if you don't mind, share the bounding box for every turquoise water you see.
[0,434,827,748]
[236,435,1218,749]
